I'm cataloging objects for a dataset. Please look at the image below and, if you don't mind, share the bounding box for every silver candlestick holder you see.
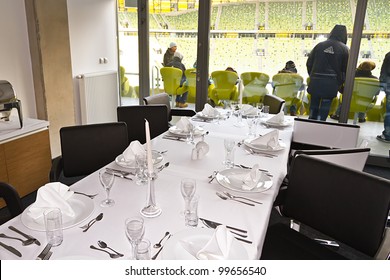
[140,171,162,218]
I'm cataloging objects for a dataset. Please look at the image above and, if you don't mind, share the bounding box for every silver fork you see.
[74,191,98,199]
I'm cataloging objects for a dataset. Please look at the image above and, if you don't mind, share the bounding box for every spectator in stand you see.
[278,60,300,116]
[163,42,177,66]
[306,24,349,121]
[166,51,189,108]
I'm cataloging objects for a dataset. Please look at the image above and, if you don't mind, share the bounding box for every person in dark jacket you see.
[306,25,349,121]
[163,42,177,66]
[166,51,188,108]
[377,52,390,143]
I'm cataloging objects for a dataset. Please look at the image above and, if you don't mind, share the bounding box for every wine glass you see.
[180,178,196,216]
[223,139,236,168]
[99,169,115,207]
[186,122,196,145]
[125,216,145,260]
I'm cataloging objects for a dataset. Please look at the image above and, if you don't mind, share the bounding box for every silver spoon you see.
[80,213,103,231]
[90,245,122,258]
[97,240,124,257]
[153,231,169,248]
[0,233,36,246]
[158,162,170,172]
[215,192,255,206]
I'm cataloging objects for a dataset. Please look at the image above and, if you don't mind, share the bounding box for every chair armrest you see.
[49,156,63,182]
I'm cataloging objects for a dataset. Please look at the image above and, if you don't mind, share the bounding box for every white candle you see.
[145,119,154,173]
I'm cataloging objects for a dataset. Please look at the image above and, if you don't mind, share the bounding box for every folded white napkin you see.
[229,164,267,190]
[267,111,284,124]
[123,140,146,162]
[196,225,234,260]
[202,104,219,117]
[191,141,210,160]
[176,117,193,133]
[249,130,280,150]
[27,182,75,224]
[241,104,257,116]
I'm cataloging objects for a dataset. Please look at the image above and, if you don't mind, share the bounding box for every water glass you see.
[135,154,148,185]
[263,105,270,117]
[223,139,235,168]
[180,178,196,216]
[125,216,145,260]
[186,122,195,145]
[185,194,199,227]
[246,117,257,138]
[136,239,151,260]
[44,208,63,247]
[99,169,115,207]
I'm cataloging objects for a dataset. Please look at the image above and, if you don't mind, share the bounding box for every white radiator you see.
[78,71,119,124]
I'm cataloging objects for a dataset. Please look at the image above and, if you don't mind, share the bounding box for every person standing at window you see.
[163,42,177,66]
[377,52,390,143]
[306,25,349,121]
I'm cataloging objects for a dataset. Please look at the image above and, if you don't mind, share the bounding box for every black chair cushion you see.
[261,223,347,260]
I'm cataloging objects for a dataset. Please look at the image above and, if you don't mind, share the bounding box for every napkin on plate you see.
[229,164,267,190]
[196,225,234,260]
[241,104,257,116]
[202,104,219,117]
[27,182,75,224]
[176,117,193,133]
[249,130,280,150]
[267,111,284,124]
[123,140,146,162]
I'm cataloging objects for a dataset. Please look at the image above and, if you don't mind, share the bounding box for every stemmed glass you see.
[180,178,196,216]
[125,216,145,260]
[186,122,196,145]
[223,139,236,168]
[99,169,115,207]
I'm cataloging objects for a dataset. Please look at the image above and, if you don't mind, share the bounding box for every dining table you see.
[0,111,294,260]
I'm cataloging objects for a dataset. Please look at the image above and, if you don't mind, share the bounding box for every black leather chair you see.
[143,93,196,124]
[262,155,390,260]
[117,105,169,144]
[0,182,23,224]
[50,122,128,185]
[263,94,285,114]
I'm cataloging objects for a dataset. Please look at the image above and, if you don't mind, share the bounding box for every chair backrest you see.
[293,147,370,171]
[211,70,239,100]
[263,94,285,114]
[117,105,169,145]
[240,72,269,104]
[272,73,303,105]
[283,155,390,257]
[292,118,360,150]
[60,122,129,177]
[143,93,172,121]
[0,182,23,221]
[350,77,380,112]
[185,68,197,103]
[160,67,184,95]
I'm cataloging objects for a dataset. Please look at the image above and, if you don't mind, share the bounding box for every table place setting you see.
[161,225,248,260]
[192,103,224,122]
[242,129,285,153]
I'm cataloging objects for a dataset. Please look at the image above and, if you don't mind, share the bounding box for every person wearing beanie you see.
[163,42,177,66]
[166,51,189,108]
[278,60,299,116]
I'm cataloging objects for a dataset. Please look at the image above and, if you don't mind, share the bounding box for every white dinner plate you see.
[196,112,221,120]
[115,150,163,168]
[21,195,94,231]
[161,228,248,260]
[244,138,286,152]
[168,126,205,136]
[216,168,273,193]
[263,119,293,128]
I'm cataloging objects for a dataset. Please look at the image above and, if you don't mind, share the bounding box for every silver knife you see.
[36,243,52,260]
[106,168,133,176]
[0,241,22,257]
[199,218,247,234]
[8,226,41,246]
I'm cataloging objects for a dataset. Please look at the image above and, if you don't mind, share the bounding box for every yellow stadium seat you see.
[240,72,269,104]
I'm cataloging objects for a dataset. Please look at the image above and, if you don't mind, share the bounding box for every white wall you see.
[0,0,36,119]
[67,0,119,124]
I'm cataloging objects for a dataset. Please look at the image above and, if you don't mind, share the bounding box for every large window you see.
[117,0,390,160]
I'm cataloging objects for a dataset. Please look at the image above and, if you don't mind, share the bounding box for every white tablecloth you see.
[0,113,293,260]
